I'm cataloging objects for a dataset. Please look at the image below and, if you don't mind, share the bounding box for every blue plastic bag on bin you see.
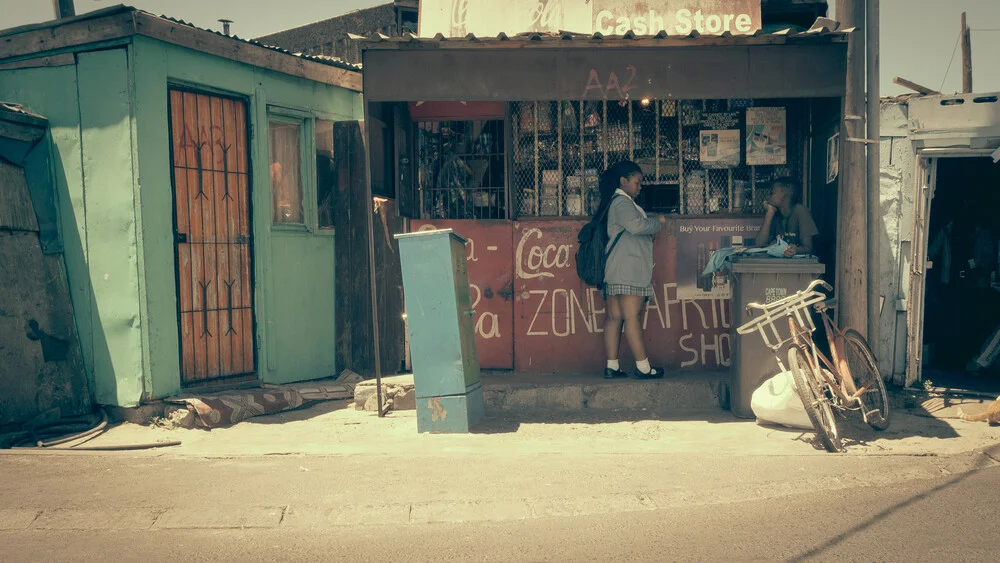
[766,237,790,258]
[702,247,739,276]
[702,239,792,277]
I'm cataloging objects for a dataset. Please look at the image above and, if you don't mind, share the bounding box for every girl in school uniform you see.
[596,160,667,380]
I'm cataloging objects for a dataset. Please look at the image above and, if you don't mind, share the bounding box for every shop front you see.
[362,22,849,375]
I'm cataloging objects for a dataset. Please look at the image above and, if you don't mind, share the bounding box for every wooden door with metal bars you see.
[169,89,256,385]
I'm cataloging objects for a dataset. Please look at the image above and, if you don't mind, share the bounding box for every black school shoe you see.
[604,368,628,379]
[633,366,665,380]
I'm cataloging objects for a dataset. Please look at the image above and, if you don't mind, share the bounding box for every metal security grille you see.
[510,99,806,220]
[168,89,256,384]
[417,120,506,220]
[512,99,683,218]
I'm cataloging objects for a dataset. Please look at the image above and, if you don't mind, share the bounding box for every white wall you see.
[877,101,916,384]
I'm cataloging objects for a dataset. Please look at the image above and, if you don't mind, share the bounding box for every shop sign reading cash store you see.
[419,0,762,38]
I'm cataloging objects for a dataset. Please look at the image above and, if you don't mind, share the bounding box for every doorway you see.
[168,88,257,386]
[919,156,1000,393]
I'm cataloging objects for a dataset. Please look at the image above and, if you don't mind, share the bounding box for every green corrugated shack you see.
[0,6,365,408]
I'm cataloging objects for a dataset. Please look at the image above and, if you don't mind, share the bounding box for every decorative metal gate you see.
[168,89,256,384]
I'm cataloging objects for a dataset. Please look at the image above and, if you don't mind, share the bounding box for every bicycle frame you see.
[787,311,870,413]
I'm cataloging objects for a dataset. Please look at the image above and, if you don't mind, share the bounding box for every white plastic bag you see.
[750,370,813,430]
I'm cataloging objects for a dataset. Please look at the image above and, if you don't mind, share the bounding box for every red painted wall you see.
[408,216,763,373]
[411,220,515,369]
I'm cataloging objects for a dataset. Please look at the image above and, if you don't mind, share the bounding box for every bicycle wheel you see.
[843,329,891,431]
[788,346,842,453]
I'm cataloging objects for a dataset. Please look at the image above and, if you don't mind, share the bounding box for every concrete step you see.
[482,371,729,413]
[355,371,730,414]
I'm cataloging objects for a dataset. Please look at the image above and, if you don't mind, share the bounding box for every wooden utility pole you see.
[961,12,973,93]
[835,0,868,340]
[866,0,880,357]
[52,0,75,19]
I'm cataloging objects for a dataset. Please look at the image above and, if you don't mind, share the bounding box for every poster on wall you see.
[826,131,840,184]
[676,217,764,301]
[745,107,787,166]
[699,130,741,168]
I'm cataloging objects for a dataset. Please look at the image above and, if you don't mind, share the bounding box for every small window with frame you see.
[268,118,305,225]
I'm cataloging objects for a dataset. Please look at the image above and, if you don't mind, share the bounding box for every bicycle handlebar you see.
[801,278,833,295]
[735,279,833,344]
[743,279,832,315]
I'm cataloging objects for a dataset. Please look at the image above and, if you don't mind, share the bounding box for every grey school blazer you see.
[604,194,662,288]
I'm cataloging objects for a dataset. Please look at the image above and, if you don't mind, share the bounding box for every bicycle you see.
[736,280,891,453]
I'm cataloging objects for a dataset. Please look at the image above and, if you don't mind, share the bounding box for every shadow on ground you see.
[244,400,352,425]
[471,408,743,435]
[470,403,968,453]
[788,441,1000,561]
[473,369,968,449]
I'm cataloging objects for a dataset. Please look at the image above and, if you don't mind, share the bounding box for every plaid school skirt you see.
[603,283,654,300]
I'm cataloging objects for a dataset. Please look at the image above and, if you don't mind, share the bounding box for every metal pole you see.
[866,0,880,354]
[52,0,75,19]
[834,0,868,339]
[361,103,386,417]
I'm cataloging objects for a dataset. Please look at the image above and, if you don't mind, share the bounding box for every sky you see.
[4,0,999,96]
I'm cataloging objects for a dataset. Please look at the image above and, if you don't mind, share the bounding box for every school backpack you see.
[575,196,624,288]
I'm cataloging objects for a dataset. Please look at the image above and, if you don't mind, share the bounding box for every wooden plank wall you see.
[374,198,406,373]
[333,120,406,376]
[0,159,40,231]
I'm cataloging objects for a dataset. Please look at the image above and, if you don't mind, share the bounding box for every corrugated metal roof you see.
[881,93,927,104]
[0,4,361,72]
[153,12,362,71]
[362,18,851,48]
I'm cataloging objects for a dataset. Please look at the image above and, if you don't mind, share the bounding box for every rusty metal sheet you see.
[513,217,756,373]
[406,217,767,373]
[411,219,514,369]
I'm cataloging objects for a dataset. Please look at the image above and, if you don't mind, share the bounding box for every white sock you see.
[607,359,620,371]
[636,358,651,374]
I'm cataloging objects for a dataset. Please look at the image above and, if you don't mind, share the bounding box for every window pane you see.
[269,121,304,224]
[316,120,336,229]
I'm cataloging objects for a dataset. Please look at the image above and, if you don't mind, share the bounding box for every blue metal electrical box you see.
[395,229,484,433]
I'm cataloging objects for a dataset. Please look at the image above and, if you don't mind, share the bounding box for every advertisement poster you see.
[745,107,787,166]
[700,130,741,168]
[826,131,839,184]
[701,111,739,129]
[676,217,763,300]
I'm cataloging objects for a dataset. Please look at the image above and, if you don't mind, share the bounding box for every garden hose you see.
[6,408,180,451]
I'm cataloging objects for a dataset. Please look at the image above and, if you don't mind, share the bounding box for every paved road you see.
[2,462,998,562]
[1,448,998,561]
